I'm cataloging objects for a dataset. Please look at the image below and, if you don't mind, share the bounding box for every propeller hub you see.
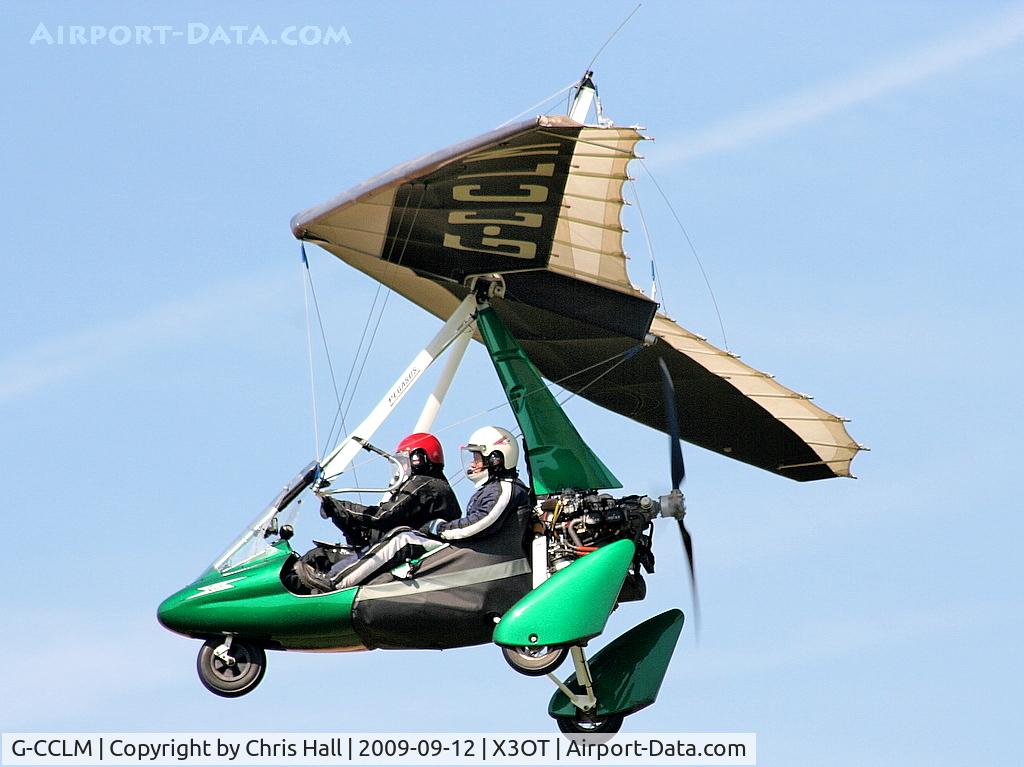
[658,489,686,520]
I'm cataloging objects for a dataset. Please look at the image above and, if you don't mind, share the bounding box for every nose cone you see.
[157,587,196,636]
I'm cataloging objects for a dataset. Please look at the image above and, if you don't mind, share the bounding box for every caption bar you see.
[2,733,755,766]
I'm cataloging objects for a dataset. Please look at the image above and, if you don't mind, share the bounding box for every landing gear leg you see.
[196,636,267,698]
[547,645,623,737]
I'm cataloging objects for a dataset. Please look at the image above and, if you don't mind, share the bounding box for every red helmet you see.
[396,433,444,471]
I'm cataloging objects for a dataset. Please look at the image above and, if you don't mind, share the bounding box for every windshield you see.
[210,461,318,572]
[319,440,411,497]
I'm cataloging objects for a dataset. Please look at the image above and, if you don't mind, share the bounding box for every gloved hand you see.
[321,498,356,520]
[419,519,445,537]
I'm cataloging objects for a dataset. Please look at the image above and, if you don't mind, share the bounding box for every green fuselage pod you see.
[157,543,365,652]
[493,539,635,648]
[549,608,684,719]
[475,305,621,494]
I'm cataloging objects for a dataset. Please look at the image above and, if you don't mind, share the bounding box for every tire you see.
[501,645,568,676]
[196,638,266,698]
[556,712,624,737]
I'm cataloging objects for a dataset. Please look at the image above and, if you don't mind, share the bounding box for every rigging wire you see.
[304,185,429,495]
[627,178,669,316]
[320,190,413,450]
[301,251,320,459]
[342,290,392,425]
[323,284,380,450]
[556,348,636,407]
[300,244,362,491]
[585,3,643,74]
[497,3,642,131]
[494,80,579,129]
[302,246,346,438]
[639,158,731,352]
[341,185,428,426]
[433,344,642,448]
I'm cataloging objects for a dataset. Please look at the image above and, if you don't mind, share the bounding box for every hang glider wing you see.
[292,116,862,481]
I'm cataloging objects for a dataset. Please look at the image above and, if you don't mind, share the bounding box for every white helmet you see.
[463,426,519,484]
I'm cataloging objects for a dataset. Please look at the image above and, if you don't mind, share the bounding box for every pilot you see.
[326,426,531,590]
[320,432,461,547]
[291,433,461,594]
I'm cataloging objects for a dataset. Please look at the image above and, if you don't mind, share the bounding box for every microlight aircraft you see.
[158,73,862,734]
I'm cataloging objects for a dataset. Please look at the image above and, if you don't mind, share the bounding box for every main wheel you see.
[196,638,266,698]
[556,712,624,736]
[501,645,568,676]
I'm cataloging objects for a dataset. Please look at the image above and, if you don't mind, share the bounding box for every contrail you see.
[0,271,289,402]
[657,5,1024,164]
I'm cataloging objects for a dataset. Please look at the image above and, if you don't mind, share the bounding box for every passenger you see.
[328,426,531,590]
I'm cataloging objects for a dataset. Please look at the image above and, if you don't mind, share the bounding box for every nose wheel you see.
[197,637,266,698]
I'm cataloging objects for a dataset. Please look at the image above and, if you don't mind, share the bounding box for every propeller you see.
[658,358,701,635]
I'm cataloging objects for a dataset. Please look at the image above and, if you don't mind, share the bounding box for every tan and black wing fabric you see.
[292,116,862,481]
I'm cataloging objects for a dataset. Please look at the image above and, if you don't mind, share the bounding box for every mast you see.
[568,71,597,122]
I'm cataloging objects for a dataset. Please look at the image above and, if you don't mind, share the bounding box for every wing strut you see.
[316,293,478,485]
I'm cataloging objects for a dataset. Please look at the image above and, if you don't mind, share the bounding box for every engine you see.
[537,491,658,602]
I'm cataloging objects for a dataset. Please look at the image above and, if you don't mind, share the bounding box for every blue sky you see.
[2,2,1022,765]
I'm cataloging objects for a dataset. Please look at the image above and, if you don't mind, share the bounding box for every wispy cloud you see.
[657,5,1024,164]
[0,271,290,403]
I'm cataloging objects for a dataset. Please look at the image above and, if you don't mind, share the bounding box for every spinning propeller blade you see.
[676,516,700,633]
[658,359,701,635]
[658,359,686,489]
